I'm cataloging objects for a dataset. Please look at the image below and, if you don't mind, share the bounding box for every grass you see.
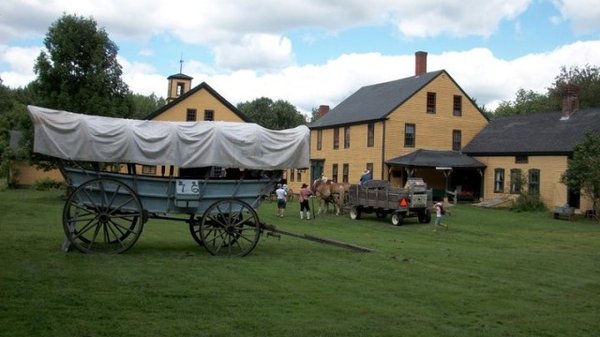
[1,189,599,337]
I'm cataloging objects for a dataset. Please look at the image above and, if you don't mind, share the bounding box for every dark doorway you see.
[311,160,324,183]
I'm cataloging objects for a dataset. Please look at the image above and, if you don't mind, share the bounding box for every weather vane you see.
[179,53,184,74]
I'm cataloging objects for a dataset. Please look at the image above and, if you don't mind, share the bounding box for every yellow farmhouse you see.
[288,51,489,201]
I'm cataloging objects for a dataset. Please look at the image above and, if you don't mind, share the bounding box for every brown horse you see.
[311,179,349,215]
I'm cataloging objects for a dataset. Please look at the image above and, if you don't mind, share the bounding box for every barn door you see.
[311,160,324,182]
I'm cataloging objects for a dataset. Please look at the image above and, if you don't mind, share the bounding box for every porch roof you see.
[386,149,486,169]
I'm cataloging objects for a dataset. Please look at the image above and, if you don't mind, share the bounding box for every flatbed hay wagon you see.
[348,178,433,226]
[28,106,371,256]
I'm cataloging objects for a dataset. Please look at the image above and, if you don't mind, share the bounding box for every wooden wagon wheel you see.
[63,178,145,254]
[199,199,261,257]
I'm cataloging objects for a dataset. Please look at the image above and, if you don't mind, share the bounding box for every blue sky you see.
[1,0,600,114]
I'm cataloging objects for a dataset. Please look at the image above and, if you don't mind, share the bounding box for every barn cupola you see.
[167,58,193,103]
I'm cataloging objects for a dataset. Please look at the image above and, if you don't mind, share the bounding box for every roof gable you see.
[309,70,477,128]
[462,108,600,155]
[145,81,249,122]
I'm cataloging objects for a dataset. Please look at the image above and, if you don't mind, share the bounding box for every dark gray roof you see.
[386,149,486,168]
[309,70,445,128]
[167,73,193,80]
[462,108,600,156]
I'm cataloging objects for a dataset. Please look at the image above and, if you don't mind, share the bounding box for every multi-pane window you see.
[204,109,214,121]
[515,155,528,164]
[342,164,349,183]
[426,92,436,113]
[333,128,340,149]
[453,95,462,116]
[186,109,197,121]
[290,169,295,182]
[317,130,323,151]
[344,126,350,149]
[494,169,504,193]
[332,164,338,182]
[297,169,302,181]
[366,163,373,178]
[404,123,416,147]
[528,169,540,195]
[510,169,522,194]
[452,130,462,151]
[367,123,375,147]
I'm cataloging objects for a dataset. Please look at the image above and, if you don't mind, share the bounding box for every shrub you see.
[33,178,65,191]
[511,193,546,212]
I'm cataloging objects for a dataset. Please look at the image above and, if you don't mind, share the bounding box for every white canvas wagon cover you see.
[28,105,310,170]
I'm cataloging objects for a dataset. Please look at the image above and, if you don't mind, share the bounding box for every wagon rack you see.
[28,106,372,256]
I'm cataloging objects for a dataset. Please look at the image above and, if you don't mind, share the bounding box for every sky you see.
[1,0,600,115]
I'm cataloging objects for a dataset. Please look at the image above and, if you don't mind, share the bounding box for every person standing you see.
[433,202,447,231]
[275,184,287,217]
[299,183,312,220]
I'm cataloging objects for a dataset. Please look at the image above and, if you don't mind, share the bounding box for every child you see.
[433,202,447,231]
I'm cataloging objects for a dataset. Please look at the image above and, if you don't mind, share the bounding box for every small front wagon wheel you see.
[350,206,361,220]
[63,178,145,254]
[199,199,261,257]
[391,212,404,226]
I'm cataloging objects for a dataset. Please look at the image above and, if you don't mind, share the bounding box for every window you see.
[510,169,522,194]
[452,130,462,151]
[297,169,302,181]
[367,123,375,147]
[453,95,462,116]
[494,169,504,193]
[344,126,350,149]
[404,123,415,147]
[176,82,185,96]
[342,164,349,183]
[186,109,197,121]
[332,164,338,182]
[426,92,436,113]
[515,155,528,164]
[333,128,340,149]
[142,165,156,175]
[290,169,295,182]
[204,110,214,121]
[317,130,322,151]
[528,169,540,195]
[366,163,373,178]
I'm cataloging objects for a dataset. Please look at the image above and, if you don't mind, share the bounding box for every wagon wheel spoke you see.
[63,178,145,254]
[199,199,261,257]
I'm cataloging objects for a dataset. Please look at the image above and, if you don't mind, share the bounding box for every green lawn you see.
[1,188,599,337]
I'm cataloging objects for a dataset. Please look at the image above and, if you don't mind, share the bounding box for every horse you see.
[311,179,349,215]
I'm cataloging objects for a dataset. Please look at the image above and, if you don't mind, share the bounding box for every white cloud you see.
[0,45,40,87]
[552,0,600,33]
[214,34,294,71]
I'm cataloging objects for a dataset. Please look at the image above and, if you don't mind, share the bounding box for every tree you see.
[309,107,321,123]
[130,93,166,119]
[548,65,600,110]
[494,89,553,117]
[31,14,133,117]
[561,132,600,221]
[237,97,307,130]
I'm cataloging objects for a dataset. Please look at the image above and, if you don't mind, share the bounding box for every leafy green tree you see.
[309,107,321,123]
[548,65,600,110]
[131,93,166,119]
[31,14,133,117]
[494,89,553,117]
[561,132,600,221]
[237,97,307,130]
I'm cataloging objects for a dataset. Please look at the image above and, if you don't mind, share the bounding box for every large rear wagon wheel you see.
[199,199,261,257]
[63,178,145,254]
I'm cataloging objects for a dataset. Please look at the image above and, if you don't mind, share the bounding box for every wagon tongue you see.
[261,223,374,253]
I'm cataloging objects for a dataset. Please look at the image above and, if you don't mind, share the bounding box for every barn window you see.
[186,109,197,121]
[426,92,436,113]
[494,168,504,193]
[317,130,322,150]
[333,128,340,149]
[452,130,462,151]
[528,169,540,195]
[176,82,185,96]
[142,165,156,175]
[204,109,214,121]
[404,123,415,147]
[367,123,374,147]
[332,164,338,182]
[515,155,528,164]
[342,163,349,183]
[453,95,462,116]
[510,169,522,194]
[344,126,350,149]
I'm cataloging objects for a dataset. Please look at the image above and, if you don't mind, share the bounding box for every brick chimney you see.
[415,51,427,76]
[561,84,579,120]
[319,105,330,117]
